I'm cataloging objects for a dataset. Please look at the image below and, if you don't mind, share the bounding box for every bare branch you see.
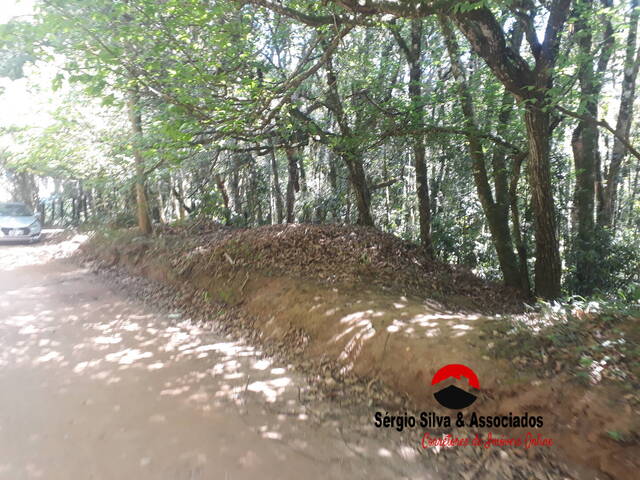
[556,105,640,162]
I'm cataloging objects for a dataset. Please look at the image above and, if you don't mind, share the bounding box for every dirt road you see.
[0,237,434,480]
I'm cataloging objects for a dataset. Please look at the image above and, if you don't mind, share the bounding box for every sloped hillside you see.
[82,222,639,480]
[154,222,524,313]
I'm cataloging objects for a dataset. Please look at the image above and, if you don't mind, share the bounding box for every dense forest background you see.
[1,0,639,299]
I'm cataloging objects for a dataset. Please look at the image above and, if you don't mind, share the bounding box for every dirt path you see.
[0,237,434,480]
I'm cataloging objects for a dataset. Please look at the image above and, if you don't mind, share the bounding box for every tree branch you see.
[370,178,399,190]
[556,105,640,162]
[244,0,353,26]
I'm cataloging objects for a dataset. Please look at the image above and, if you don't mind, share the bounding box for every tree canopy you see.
[1,0,639,298]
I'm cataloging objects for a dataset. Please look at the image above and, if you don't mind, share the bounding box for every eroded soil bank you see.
[81,223,640,480]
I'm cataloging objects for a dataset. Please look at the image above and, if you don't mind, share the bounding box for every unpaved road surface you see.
[0,237,434,480]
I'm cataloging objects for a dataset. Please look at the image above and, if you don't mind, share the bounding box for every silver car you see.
[0,202,42,243]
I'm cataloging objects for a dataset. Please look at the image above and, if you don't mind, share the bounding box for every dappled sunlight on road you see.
[0,276,298,408]
[0,231,85,271]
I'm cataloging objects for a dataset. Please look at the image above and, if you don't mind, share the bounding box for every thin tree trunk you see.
[214,174,231,224]
[406,20,434,256]
[156,179,166,224]
[38,201,46,227]
[509,152,531,293]
[285,147,300,223]
[229,156,242,219]
[324,52,374,226]
[49,197,55,226]
[569,0,615,292]
[59,197,64,224]
[269,143,285,223]
[600,0,640,227]
[175,172,186,219]
[627,163,640,229]
[327,149,341,222]
[298,152,312,223]
[126,84,152,235]
[441,17,524,291]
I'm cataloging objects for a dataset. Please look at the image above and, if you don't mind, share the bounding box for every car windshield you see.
[0,204,33,216]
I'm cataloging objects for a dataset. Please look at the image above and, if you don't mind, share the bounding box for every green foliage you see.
[565,227,640,295]
[607,430,626,442]
[0,0,638,305]
[0,20,37,79]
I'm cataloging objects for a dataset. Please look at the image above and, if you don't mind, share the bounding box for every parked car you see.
[0,202,42,243]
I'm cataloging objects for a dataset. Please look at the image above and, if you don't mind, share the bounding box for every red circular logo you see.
[431,364,480,409]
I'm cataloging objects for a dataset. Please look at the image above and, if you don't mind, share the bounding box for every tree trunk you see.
[52,179,61,226]
[214,174,231,224]
[324,52,374,226]
[571,0,613,295]
[59,197,64,224]
[229,156,242,219]
[342,150,374,226]
[175,172,186,219]
[298,152,312,223]
[441,17,524,290]
[570,0,615,292]
[600,0,640,227]
[285,147,300,223]
[38,201,46,227]
[81,182,89,222]
[327,149,341,221]
[10,171,38,211]
[524,105,561,298]
[269,143,285,223]
[407,20,434,256]
[126,85,152,235]
[509,152,531,293]
[49,197,55,226]
[156,179,166,224]
[450,2,572,298]
[571,120,598,291]
[247,161,262,224]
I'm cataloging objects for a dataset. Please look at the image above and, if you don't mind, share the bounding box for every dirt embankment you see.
[81,223,639,480]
